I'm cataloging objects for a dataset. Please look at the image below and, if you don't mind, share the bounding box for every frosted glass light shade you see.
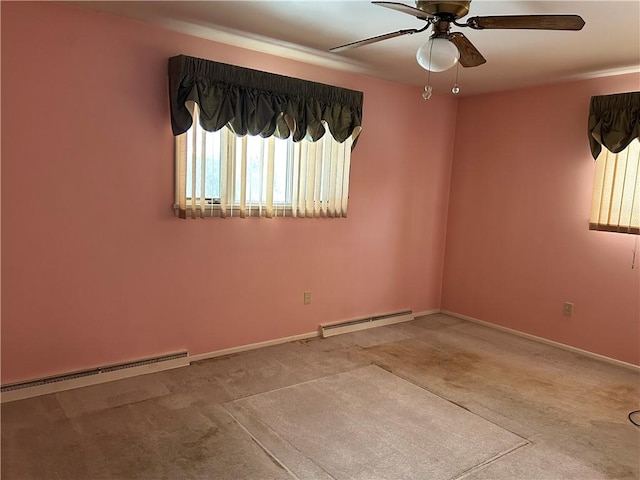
[416,38,460,72]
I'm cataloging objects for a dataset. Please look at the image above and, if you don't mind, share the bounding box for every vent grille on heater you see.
[1,351,188,393]
[320,310,413,338]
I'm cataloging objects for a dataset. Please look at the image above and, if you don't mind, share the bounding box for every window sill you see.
[589,223,639,235]
[173,204,312,218]
[172,204,346,219]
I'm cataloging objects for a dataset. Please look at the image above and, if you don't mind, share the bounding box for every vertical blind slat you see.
[313,141,323,218]
[298,142,308,217]
[199,122,207,218]
[176,133,187,219]
[266,136,275,218]
[328,140,338,217]
[190,109,198,219]
[239,136,248,218]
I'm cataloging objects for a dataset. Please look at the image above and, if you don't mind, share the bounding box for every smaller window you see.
[589,138,640,234]
[175,104,353,219]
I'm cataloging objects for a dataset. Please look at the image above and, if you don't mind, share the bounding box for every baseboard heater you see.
[1,351,188,397]
[320,310,413,338]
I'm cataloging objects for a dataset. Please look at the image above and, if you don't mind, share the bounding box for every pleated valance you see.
[588,91,640,160]
[168,54,363,147]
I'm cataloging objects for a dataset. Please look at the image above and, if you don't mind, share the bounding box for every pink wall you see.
[442,74,640,365]
[3,3,636,384]
[1,3,457,383]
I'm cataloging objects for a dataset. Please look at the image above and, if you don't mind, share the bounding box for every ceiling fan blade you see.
[448,33,486,67]
[373,1,434,20]
[467,15,585,31]
[329,28,421,52]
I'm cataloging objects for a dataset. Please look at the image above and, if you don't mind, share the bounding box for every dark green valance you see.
[168,54,363,147]
[588,91,640,159]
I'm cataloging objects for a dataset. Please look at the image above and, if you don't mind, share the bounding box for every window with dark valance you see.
[169,54,364,220]
[168,54,363,147]
[588,91,639,160]
[587,91,640,235]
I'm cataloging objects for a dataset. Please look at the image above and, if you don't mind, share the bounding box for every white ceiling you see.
[74,1,640,95]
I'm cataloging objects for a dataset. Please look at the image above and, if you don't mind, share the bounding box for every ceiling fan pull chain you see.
[422,41,434,101]
[422,85,433,100]
[452,62,461,94]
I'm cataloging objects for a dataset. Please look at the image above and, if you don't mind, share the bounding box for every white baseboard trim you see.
[1,312,423,403]
[5,308,636,403]
[1,331,322,403]
[1,356,189,404]
[188,331,320,363]
[441,310,640,372]
[413,309,441,318]
[190,309,444,362]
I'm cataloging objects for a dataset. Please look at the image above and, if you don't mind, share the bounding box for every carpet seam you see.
[222,404,303,480]
[223,364,372,403]
[449,440,531,480]
[223,403,338,480]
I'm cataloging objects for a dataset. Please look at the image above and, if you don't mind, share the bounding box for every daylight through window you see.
[589,138,640,235]
[175,104,354,219]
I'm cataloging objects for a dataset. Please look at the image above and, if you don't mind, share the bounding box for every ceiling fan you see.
[329,1,585,73]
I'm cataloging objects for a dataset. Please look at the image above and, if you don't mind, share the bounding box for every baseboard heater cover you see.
[1,351,188,394]
[320,310,413,338]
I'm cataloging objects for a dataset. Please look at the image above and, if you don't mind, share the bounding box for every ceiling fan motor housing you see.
[415,1,470,19]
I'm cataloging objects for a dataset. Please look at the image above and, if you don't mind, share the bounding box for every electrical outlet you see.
[563,302,574,317]
[304,291,311,305]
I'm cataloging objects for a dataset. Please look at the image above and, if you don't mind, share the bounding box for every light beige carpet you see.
[225,365,528,480]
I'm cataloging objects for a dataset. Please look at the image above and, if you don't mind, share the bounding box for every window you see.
[589,138,639,234]
[168,55,363,219]
[175,104,353,219]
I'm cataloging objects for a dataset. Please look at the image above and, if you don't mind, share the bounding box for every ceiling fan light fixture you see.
[416,37,459,72]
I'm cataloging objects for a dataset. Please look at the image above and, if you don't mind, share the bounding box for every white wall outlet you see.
[563,302,574,317]
[304,291,311,305]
